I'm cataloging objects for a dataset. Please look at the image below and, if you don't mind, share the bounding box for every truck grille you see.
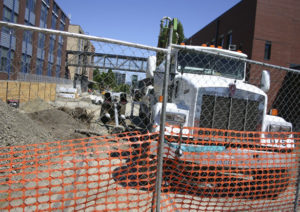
[199,95,263,131]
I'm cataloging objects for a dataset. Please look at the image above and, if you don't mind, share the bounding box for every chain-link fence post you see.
[154,18,173,212]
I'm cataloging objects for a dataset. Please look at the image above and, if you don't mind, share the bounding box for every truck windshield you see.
[177,49,245,80]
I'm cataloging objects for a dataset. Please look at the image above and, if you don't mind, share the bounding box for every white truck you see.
[138,45,295,199]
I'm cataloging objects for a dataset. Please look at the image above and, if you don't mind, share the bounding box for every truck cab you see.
[138,45,295,199]
[141,45,293,149]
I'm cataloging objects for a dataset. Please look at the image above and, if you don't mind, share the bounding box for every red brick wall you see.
[252,0,300,66]
[250,0,300,108]
[188,0,257,58]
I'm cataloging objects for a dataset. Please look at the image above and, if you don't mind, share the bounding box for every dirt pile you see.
[19,98,53,113]
[28,109,88,141]
[58,107,94,123]
[0,100,55,147]
[0,98,110,147]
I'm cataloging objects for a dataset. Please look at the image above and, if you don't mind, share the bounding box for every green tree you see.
[157,19,185,65]
[93,69,117,91]
[113,84,130,93]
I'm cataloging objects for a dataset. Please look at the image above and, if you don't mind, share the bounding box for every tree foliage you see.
[93,69,130,93]
[93,69,116,90]
[157,19,185,65]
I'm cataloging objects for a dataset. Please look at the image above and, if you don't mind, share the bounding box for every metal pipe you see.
[154,21,173,212]
[0,21,168,53]
[114,101,119,127]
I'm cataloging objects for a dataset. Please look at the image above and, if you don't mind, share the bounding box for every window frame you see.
[264,41,272,60]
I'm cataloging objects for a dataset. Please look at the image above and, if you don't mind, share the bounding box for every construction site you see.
[0,1,300,210]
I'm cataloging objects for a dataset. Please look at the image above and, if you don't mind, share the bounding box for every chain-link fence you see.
[0,21,299,211]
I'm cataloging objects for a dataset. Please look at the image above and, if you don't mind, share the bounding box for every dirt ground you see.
[0,98,110,147]
[0,100,55,147]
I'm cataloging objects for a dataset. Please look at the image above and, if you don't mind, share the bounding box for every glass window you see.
[40,3,48,27]
[1,57,8,72]
[61,13,66,23]
[47,63,52,76]
[26,0,36,11]
[3,7,18,22]
[21,54,31,73]
[59,22,65,31]
[218,35,224,47]
[226,31,232,49]
[56,65,60,77]
[0,48,8,72]
[23,31,33,44]
[37,33,45,49]
[36,59,43,75]
[51,14,57,29]
[177,49,245,80]
[53,3,59,15]
[264,41,272,60]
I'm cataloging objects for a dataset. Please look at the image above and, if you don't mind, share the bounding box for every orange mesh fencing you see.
[0,128,299,211]
[0,131,159,211]
[160,127,300,211]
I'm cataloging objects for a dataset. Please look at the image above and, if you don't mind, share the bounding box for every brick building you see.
[0,0,70,80]
[187,0,300,130]
[188,0,300,69]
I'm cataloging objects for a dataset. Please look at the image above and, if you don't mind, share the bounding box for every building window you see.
[21,54,31,73]
[61,12,66,24]
[51,14,57,29]
[264,41,272,60]
[3,6,18,23]
[53,2,59,15]
[226,31,232,49]
[37,33,45,49]
[26,0,36,12]
[36,58,43,75]
[56,65,60,77]
[47,63,52,76]
[218,35,224,47]
[40,3,48,28]
[25,0,36,25]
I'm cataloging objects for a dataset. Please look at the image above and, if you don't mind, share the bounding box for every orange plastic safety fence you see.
[0,129,300,211]
[0,131,159,211]
[160,127,300,211]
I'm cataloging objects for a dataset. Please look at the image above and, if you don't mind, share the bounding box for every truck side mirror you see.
[146,56,156,79]
[145,86,154,96]
[260,70,270,93]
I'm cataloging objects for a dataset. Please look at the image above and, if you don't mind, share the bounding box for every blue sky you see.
[55,0,241,47]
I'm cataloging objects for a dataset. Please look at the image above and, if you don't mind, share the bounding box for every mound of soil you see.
[0,100,55,147]
[28,109,89,141]
[58,107,94,123]
[19,98,53,113]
